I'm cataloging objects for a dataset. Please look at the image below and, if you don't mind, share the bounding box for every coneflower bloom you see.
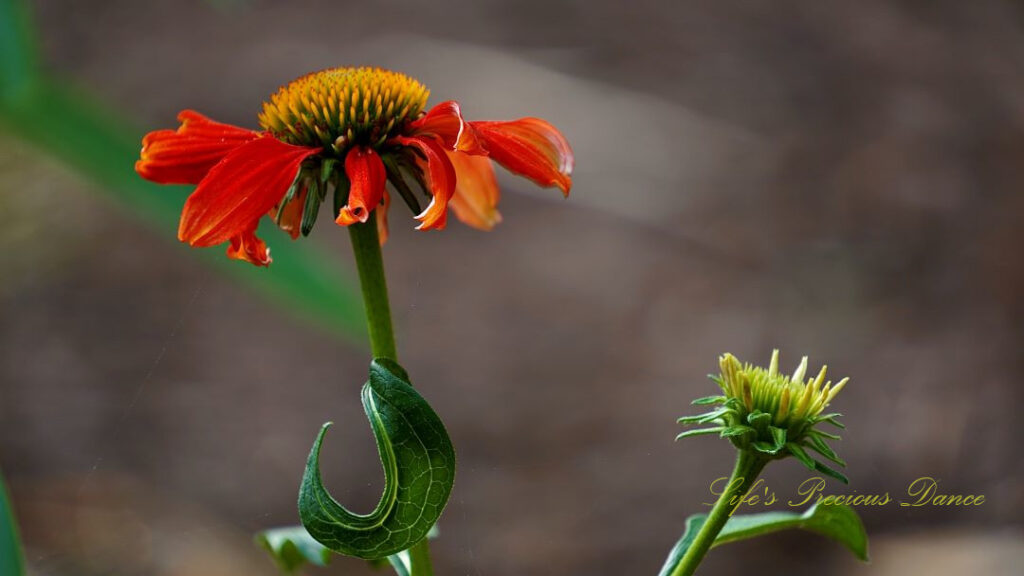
[136,67,573,266]
[678,350,851,482]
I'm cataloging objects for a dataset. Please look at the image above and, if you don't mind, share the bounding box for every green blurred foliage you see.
[0,471,25,576]
[0,0,365,341]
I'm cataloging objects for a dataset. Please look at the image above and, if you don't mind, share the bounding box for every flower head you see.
[136,67,574,266]
[678,350,850,482]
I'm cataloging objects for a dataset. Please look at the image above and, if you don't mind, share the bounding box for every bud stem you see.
[670,450,768,576]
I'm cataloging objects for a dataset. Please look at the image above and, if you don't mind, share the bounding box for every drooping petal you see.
[376,189,392,244]
[336,146,387,226]
[270,184,308,240]
[407,101,485,154]
[446,151,502,230]
[136,110,260,184]
[471,118,573,196]
[393,135,457,230]
[226,225,272,267]
[178,136,320,246]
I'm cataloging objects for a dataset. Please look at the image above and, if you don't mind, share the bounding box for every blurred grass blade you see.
[0,79,366,340]
[1,471,26,576]
[0,0,40,102]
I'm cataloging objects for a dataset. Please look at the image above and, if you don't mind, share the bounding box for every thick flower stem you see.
[670,451,768,576]
[347,216,434,576]
[348,219,397,361]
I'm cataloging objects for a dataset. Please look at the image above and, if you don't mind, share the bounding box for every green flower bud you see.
[678,350,851,483]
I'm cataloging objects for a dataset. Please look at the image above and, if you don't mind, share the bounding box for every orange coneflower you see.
[136,67,574,266]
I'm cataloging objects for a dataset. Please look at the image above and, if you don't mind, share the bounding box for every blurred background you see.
[2,0,1023,574]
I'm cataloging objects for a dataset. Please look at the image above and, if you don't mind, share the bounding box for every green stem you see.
[347,217,434,576]
[670,451,768,576]
[407,537,434,576]
[348,219,397,361]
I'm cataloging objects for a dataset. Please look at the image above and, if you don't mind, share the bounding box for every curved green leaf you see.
[1,470,25,576]
[257,526,331,573]
[299,359,455,560]
[714,501,869,561]
[657,513,707,576]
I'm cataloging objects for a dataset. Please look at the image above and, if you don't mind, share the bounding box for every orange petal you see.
[447,151,502,230]
[394,136,457,230]
[471,118,573,196]
[376,189,391,244]
[407,101,486,154]
[336,146,387,226]
[226,225,272,267]
[271,184,308,240]
[136,110,260,184]
[178,136,320,247]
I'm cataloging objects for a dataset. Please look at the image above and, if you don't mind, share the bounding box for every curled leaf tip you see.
[298,359,455,560]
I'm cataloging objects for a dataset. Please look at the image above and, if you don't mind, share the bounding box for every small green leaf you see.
[807,434,846,466]
[320,158,337,185]
[675,409,724,424]
[675,427,724,440]
[657,513,707,576]
[1,470,25,576]
[300,177,322,237]
[751,424,786,454]
[299,359,456,560]
[691,395,725,406]
[713,501,869,561]
[678,407,730,425]
[817,413,846,429]
[698,411,730,424]
[786,442,817,471]
[817,412,843,421]
[720,425,755,438]
[813,460,849,484]
[256,526,331,573]
[746,411,771,430]
[723,397,743,411]
[812,429,842,440]
[767,426,787,450]
[382,155,422,215]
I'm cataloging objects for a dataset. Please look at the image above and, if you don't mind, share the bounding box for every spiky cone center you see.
[256,68,436,237]
[258,67,429,152]
[678,350,851,483]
